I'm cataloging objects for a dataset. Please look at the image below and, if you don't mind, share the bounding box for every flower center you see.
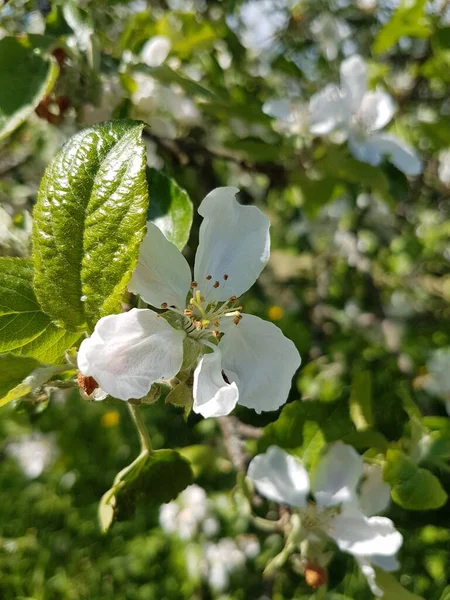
[174,274,243,341]
[299,503,339,534]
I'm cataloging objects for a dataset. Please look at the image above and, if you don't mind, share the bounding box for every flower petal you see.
[309,84,347,135]
[358,89,396,131]
[368,133,423,176]
[359,465,391,517]
[247,446,309,507]
[77,308,185,400]
[141,35,171,67]
[312,441,363,507]
[356,558,384,597]
[340,55,367,112]
[329,513,403,557]
[193,348,239,418]
[348,134,383,166]
[194,187,270,301]
[129,221,192,309]
[219,314,301,412]
[263,99,294,122]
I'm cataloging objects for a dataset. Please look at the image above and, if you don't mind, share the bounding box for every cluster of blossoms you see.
[159,484,220,540]
[160,484,260,593]
[248,442,402,597]
[78,187,301,418]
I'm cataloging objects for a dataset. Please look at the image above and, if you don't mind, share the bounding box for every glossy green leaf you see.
[33,120,149,331]
[373,0,431,55]
[99,449,193,532]
[147,167,193,250]
[383,449,448,510]
[0,354,41,407]
[0,36,59,140]
[0,258,80,364]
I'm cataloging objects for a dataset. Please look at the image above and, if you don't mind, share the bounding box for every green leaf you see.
[258,400,355,470]
[147,168,193,250]
[99,449,193,532]
[374,569,425,600]
[349,370,373,430]
[0,36,59,140]
[317,151,390,199]
[0,354,41,407]
[137,65,216,100]
[33,120,149,332]
[0,258,80,364]
[373,0,431,55]
[294,174,338,219]
[383,449,448,510]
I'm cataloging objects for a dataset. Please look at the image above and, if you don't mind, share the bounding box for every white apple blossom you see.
[78,187,301,418]
[247,443,402,597]
[310,14,351,61]
[263,99,310,136]
[309,55,422,176]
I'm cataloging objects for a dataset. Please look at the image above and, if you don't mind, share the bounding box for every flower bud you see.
[304,563,328,589]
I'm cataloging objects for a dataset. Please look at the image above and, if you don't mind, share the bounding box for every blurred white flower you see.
[140,36,172,67]
[309,55,422,175]
[310,14,351,61]
[248,443,402,597]
[6,433,58,479]
[81,76,123,126]
[438,149,450,186]
[203,538,246,591]
[236,0,293,53]
[263,99,310,136]
[159,484,219,540]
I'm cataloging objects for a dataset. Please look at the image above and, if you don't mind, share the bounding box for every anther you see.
[206,275,212,280]
[213,320,220,327]
[213,330,220,338]
[194,320,202,329]
[161,302,168,309]
[213,281,220,288]
[229,296,237,302]
[184,309,193,316]
[223,274,229,280]
[233,315,242,325]
[191,281,198,288]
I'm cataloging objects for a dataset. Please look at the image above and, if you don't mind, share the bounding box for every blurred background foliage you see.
[1,0,450,598]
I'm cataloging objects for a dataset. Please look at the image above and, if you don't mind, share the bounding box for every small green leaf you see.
[374,569,425,600]
[147,167,193,250]
[33,120,149,331]
[0,258,80,363]
[373,0,431,55]
[0,354,41,407]
[138,65,216,100]
[383,449,448,510]
[99,449,193,532]
[349,370,373,431]
[0,36,59,140]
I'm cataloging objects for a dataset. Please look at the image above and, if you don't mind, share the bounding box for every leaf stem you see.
[128,403,153,454]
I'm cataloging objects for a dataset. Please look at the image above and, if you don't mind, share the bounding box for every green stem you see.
[128,403,153,454]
